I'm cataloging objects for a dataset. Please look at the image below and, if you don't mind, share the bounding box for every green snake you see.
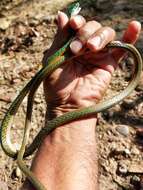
[0,1,142,190]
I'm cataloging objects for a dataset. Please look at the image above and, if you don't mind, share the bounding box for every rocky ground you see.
[0,0,143,189]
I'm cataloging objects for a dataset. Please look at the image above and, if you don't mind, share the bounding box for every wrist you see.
[43,115,97,147]
[45,103,80,120]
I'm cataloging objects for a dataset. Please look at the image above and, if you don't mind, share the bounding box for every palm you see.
[44,51,115,109]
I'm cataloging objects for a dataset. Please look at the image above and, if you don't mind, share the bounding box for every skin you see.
[22,11,141,190]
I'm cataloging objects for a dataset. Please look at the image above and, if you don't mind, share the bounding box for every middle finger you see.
[70,20,102,54]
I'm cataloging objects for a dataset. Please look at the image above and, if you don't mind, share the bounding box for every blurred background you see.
[0,0,143,189]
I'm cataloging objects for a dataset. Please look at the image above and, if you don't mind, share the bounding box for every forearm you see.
[22,117,98,190]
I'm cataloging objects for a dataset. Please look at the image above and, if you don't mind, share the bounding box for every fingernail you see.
[58,11,63,16]
[131,21,141,31]
[70,40,83,54]
[88,36,101,50]
[57,11,63,24]
[71,15,85,27]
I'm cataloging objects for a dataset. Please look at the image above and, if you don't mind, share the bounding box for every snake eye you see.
[71,6,81,16]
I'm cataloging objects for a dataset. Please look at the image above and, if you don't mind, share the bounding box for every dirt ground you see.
[0,0,143,189]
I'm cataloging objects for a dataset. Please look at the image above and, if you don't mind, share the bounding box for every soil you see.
[0,0,143,189]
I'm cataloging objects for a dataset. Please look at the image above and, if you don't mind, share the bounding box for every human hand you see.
[27,13,141,190]
[43,11,141,119]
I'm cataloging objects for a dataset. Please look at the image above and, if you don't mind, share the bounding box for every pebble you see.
[131,146,140,155]
[41,15,56,23]
[0,18,11,30]
[28,17,39,26]
[118,163,128,174]
[124,148,131,156]
[116,125,130,136]
[109,142,117,151]
[131,175,140,183]
[0,95,12,103]
[136,102,143,116]
[16,167,22,178]
[34,97,41,104]
[122,99,135,109]
[11,167,22,179]
[136,127,143,138]
[130,175,140,187]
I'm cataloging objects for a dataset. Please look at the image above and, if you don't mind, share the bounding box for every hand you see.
[43,11,141,119]
[25,13,141,190]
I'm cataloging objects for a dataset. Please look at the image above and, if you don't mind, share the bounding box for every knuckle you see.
[103,26,115,35]
[87,20,101,26]
[69,15,86,30]
[77,20,102,42]
[71,15,85,23]
[96,27,116,42]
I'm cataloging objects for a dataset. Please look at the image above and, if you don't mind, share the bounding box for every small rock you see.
[0,18,11,30]
[130,175,140,188]
[124,148,131,156]
[14,23,28,37]
[136,103,143,117]
[109,142,117,151]
[16,167,22,178]
[102,110,114,121]
[41,15,56,23]
[116,125,130,136]
[0,95,12,103]
[11,167,22,179]
[122,99,135,109]
[131,175,140,183]
[34,97,41,104]
[131,146,140,155]
[28,17,39,26]
[117,163,128,174]
[136,127,143,138]
[107,129,112,136]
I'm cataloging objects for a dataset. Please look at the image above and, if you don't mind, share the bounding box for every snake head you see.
[66,2,81,17]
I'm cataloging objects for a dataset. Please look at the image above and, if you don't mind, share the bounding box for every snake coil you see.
[0,2,142,190]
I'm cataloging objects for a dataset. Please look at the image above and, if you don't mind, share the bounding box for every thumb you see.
[122,21,141,44]
[58,11,69,30]
[112,21,141,62]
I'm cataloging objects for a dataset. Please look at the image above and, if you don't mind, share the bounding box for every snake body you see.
[0,1,142,190]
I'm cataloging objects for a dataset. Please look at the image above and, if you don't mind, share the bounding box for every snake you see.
[0,1,142,190]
